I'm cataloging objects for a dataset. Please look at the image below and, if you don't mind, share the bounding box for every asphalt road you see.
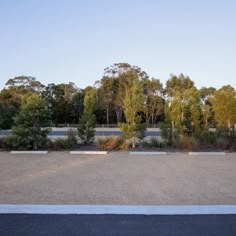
[0,130,161,136]
[0,214,235,236]
[48,130,160,136]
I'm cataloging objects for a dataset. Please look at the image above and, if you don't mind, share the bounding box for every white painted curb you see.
[129,152,167,155]
[0,205,236,215]
[189,152,226,156]
[10,151,48,155]
[70,151,108,155]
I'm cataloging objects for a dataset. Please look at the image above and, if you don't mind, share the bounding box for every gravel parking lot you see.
[0,152,235,205]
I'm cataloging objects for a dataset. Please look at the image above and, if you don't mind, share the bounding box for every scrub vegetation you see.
[0,63,236,150]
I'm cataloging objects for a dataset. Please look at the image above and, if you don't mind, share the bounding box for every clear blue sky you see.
[0,0,235,90]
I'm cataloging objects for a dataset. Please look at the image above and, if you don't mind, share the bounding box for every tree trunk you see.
[228,120,231,136]
[115,107,122,123]
[132,133,136,148]
[171,121,175,140]
[146,111,149,126]
[106,106,109,124]
[33,142,37,150]
[151,113,154,127]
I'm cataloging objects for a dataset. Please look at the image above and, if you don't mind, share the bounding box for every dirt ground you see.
[0,152,236,205]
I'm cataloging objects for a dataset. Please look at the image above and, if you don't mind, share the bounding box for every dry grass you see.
[174,135,199,151]
[96,136,129,151]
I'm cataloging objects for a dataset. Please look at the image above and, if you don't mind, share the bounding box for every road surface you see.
[0,128,161,137]
[1,152,235,235]
[0,214,235,236]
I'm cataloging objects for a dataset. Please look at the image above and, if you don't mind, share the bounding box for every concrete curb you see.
[10,151,48,155]
[189,152,226,156]
[70,151,108,155]
[129,152,167,155]
[0,204,236,215]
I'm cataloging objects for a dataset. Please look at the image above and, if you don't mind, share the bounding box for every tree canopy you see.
[0,63,235,143]
[212,85,236,135]
[6,93,51,150]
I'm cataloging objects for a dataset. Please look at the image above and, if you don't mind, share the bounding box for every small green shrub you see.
[67,129,77,145]
[51,129,77,150]
[51,138,72,150]
[216,137,230,150]
[150,137,164,148]
[0,137,9,150]
[199,131,217,145]
[229,138,236,151]
[160,123,175,145]
[143,137,165,149]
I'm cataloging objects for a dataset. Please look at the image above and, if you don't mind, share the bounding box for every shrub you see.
[78,90,96,145]
[51,138,72,150]
[174,135,199,151]
[143,137,165,149]
[67,129,77,145]
[51,129,77,150]
[150,137,165,148]
[6,94,51,150]
[97,136,128,151]
[229,138,236,151]
[216,137,230,150]
[160,123,175,145]
[0,137,9,150]
[198,131,217,147]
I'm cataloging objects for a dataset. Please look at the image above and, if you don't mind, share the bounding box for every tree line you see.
[0,62,236,149]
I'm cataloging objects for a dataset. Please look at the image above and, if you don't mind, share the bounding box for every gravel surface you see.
[0,152,236,205]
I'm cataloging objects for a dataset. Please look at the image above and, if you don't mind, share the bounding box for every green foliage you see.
[0,102,16,129]
[212,85,236,136]
[6,94,51,150]
[99,76,116,124]
[101,63,149,124]
[50,138,70,150]
[160,122,175,145]
[78,89,96,145]
[198,131,217,146]
[143,78,164,126]
[165,75,202,136]
[42,82,80,125]
[1,66,236,152]
[119,75,146,148]
[143,137,165,149]
[50,131,77,150]
[199,87,216,129]
[0,137,10,150]
[67,128,77,145]
[5,76,45,93]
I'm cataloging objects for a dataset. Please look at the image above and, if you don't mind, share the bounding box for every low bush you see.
[174,135,199,151]
[51,138,71,150]
[229,138,236,151]
[160,123,173,145]
[67,129,77,145]
[97,136,128,151]
[199,131,217,145]
[51,129,78,150]
[142,137,165,149]
[0,137,9,150]
[216,137,231,150]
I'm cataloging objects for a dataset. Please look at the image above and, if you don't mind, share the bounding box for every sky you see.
[0,0,235,90]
